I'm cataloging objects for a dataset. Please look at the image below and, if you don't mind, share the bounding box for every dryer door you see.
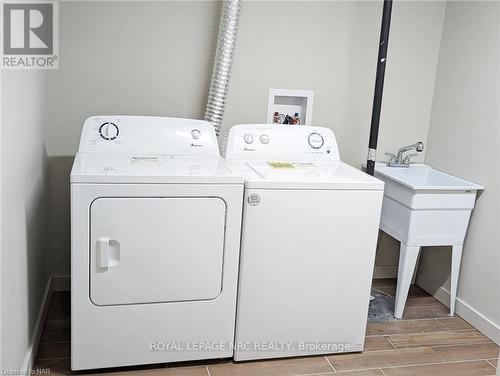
[89,197,226,306]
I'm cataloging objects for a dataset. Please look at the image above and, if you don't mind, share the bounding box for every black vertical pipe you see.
[366,0,393,176]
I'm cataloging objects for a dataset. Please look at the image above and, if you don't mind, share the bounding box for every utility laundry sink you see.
[375,163,483,191]
[374,163,483,319]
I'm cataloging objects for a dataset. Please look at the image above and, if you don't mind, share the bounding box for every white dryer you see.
[225,124,384,361]
[71,116,244,370]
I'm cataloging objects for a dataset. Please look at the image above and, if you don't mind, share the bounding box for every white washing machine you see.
[71,116,244,370]
[224,124,384,361]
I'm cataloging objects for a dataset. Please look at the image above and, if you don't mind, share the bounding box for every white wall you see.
[45,0,445,276]
[418,0,500,343]
[1,71,49,370]
[47,0,445,165]
[224,0,445,168]
[46,1,221,156]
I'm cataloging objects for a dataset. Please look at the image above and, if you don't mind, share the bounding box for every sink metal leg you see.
[450,244,463,316]
[394,244,421,319]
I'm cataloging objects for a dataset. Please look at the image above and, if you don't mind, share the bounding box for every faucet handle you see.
[385,152,397,164]
[403,153,418,164]
[385,152,398,166]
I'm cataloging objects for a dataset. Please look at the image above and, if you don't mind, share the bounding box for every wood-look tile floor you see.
[34,279,499,375]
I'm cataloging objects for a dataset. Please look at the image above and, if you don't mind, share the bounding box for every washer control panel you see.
[78,116,219,156]
[224,124,340,161]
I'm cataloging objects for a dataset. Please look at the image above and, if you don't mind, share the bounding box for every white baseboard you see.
[21,274,71,373]
[417,272,500,345]
[20,276,51,373]
[373,265,398,279]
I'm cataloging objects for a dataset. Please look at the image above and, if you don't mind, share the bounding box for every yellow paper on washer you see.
[267,161,296,169]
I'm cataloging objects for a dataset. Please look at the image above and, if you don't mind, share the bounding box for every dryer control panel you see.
[78,116,219,156]
[224,124,340,161]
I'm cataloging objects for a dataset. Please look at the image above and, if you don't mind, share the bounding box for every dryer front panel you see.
[90,197,226,306]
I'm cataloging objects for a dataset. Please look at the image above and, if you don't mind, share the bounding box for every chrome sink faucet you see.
[385,142,424,167]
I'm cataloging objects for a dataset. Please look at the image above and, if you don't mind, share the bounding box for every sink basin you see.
[375,163,484,191]
[374,162,484,319]
[374,163,483,247]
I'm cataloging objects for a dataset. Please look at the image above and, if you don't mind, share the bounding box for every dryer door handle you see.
[98,236,110,270]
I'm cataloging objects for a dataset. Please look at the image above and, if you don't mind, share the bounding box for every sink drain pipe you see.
[366,0,393,176]
[205,0,241,137]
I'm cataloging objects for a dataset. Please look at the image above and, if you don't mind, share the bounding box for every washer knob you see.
[99,122,119,140]
[260,134,270,144]
[191,129,201,140]
[308,132,324,149]
[243,133,254,144]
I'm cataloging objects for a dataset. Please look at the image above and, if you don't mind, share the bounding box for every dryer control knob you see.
[308,132,324,149]
[260,134,270,144]
[243,134,254,144]
[191,129,201,140]
[99,122,119,140]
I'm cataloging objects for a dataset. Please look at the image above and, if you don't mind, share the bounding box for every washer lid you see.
[244,160,384,190]
[70,153,243,184]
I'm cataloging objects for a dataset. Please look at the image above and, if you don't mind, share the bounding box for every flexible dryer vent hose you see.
[205,0,241,136]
